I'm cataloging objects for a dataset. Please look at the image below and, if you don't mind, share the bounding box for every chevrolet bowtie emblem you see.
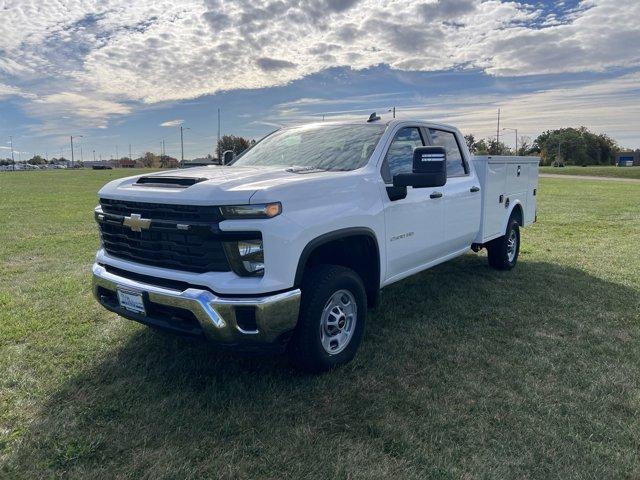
[123,213,151,232]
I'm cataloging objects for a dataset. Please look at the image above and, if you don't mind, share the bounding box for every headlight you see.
[223,239,264,276]
[220,202,281,220]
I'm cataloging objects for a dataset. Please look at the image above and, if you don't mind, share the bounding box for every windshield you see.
[231,124,385,171]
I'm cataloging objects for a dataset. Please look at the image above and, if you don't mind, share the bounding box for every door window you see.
[381,127,424,184]
[428,129,467,177]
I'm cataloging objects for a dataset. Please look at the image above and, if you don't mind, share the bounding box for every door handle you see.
[429,192,443,199]
[470,186,480,193]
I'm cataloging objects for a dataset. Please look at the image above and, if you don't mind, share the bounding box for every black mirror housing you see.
[222,150,235,165]
[392,146,447,188]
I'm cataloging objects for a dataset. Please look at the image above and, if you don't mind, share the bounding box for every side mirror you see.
[393,146,447,188]
[222,150,235,165]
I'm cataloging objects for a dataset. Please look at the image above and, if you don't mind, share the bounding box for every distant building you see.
[117,158,136,168]
[615,151,640,167]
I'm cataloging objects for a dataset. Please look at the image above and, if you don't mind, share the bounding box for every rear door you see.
[380,126,446,280]
[427,128,481,253]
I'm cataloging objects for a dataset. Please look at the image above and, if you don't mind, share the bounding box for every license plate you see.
[117,288,146,315]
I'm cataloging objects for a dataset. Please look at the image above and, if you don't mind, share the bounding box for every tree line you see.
[2,127,631,168]
[465,126,624,166]
[0,154,180,168]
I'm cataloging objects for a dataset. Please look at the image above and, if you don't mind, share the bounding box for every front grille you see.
[97,199,241,273]
[100,198,222,222]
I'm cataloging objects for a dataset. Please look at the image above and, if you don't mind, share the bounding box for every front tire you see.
[289,265,367,373]
[487,218,520,270]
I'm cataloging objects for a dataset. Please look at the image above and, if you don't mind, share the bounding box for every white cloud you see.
[160,119,185,127]
[33,92,131,118]
[0,83,22,99]
[0,0,638,129]
[22,92,132,135]
[269,72,640,148]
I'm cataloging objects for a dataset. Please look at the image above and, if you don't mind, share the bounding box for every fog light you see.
[224,239,264,276]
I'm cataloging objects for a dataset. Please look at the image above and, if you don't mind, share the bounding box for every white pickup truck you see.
[93,117,539,372]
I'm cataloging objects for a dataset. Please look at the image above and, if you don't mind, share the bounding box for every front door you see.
[428,128,481,251]
[380,126,446,281]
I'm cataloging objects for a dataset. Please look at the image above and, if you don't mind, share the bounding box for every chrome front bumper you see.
[92,263,301,347]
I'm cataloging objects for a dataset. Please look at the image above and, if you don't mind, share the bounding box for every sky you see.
[0,0,639,161]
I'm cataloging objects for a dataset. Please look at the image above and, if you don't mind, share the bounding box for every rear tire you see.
[289,265,367,373]
[487,217,520,270]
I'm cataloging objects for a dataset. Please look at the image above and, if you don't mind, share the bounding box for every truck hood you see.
[98,165,344,205]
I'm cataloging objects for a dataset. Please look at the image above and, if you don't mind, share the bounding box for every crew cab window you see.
[428,129,467,177]
[381,127,424,184]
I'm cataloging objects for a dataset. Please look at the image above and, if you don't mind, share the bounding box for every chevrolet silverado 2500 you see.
[93,117,539,372]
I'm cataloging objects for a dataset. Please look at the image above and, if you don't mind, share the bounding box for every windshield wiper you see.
[285,165,328,173]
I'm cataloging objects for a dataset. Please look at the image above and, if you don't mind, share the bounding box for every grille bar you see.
[100,198,223,222]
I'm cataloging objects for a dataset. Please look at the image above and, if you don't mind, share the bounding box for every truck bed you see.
[472,156,540,244]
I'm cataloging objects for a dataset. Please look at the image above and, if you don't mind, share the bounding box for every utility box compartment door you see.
[472,155,540,243]
[480,161,507,240]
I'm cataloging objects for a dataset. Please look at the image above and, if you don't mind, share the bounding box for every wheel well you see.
[296,232,380,308]
[511,203,524,226]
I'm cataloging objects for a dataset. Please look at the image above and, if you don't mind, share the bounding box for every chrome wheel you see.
[319,289,357,355]
[507,228,518,263]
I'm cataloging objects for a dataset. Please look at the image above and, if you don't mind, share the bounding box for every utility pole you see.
[496,108,501,146]
[80,147,83,163]
[70,135,83,168]
[180,125,190,163]
[115,145,118,161]
[129,144,132,161]
[217,108,221,161]
[181,125,184,162]
[93,150,96,162]
[9,135,15,171]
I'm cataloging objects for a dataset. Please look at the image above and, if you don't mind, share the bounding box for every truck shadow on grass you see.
[7,255,640,478]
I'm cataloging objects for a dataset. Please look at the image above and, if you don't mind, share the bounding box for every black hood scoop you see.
[135,176,207,188]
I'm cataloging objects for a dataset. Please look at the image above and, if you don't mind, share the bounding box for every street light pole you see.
[9,135,15,171]
[503,127,518,154]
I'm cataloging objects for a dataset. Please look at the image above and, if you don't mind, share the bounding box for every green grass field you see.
[540,165,640,179]
[1,169,639,479]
